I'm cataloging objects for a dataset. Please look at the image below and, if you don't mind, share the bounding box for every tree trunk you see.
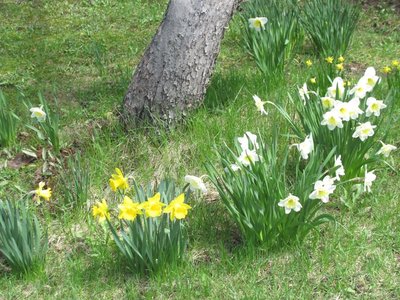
[123,0,242,125]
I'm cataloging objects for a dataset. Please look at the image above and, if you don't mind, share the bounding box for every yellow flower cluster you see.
[92,192,191,223]
[92,168,192,223]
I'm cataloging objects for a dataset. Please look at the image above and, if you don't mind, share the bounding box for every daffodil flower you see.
[163,194,191,221]
[310,77,316,84]
[238,149,260,166]
[392,60,399,68]
[364,168,376,193]
[109,168,130,192]
[382,66,391,74]
[33,181,52,203]
[325,56,334,64]
[184,175,207,194]
[321,97,335,109]
[321,110,343,130]
[334,155,345,181]
[365,97,386,117]
[293,134,314,160]
[238,131,259,151]
[359,67,380,92]
[253,95,267,115]
[349,83,368,99]
[326,77,345,99]
[30,106,46,122]
[352,122,376,141]
[333,100,350,121]
[141,193,166,217]
[299,83,311,104]
[118,196,143,221]
[377,141,397,157]
[248,17,268,31]
[336,63,344,71]
[306,59,313,67]
[92,199,110,223]
[347,97,363,120]
[309,175,336,203]
[278,194,302,214]
[338,56,345,63]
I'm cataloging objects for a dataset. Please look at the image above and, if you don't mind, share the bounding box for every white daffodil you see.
[334,155,345,181]
[321,110,343,130]
[364,168,376,193]
[347,97,363,120]
[299,83,310,104]
[365,97,387,117]
[359,67,380,92]
[321,96,335,109]
[293,134,314,159]
[253,95,267,115]
[309,175,336,203]
[352,122,376,141]
[349,82,368,99]
[327,77,345,99]
[184,175,207,194]
[30,106,46,122]
[248,17,268,31]
[278,194,302,214]
[238,149,260,166]
[333,100,350,121]
[377,141,397,157]
[238,132,259,151]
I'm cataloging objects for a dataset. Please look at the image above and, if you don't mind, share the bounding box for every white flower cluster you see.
[319,68,386,142]
[227,132,262,172]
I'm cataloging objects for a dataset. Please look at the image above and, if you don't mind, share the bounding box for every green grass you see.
[1,0,400,298]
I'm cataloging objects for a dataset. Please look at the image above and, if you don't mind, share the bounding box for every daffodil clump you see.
[268,64,396,204]
[207,131,337,247]
[241,0,303,85]
[0,200,48,273]
[92,169,191,274]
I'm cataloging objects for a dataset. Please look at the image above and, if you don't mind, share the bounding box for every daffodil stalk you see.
[26,93,61,154]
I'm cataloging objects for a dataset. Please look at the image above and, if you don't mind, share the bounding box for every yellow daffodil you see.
[141,192,166,217]
[92,199,110,223]
[109,168,129,192]
[325,56,334,64]
[392,60,399,67]
[382,66,391,74]
[336,63,344,71]
[118,196,142,221]
[310,77,316,84]
[33,181,52,202]
[338,56,345,63]
[306,59,313,67]
[163,194,191,221]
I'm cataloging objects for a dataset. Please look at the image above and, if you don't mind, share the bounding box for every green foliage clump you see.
[0,200,47,274]
[301,0,360,57]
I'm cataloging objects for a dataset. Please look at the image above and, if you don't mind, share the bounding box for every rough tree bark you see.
[123,0,243,125]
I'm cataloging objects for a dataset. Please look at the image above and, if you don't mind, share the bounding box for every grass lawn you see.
[0,0,399,299]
